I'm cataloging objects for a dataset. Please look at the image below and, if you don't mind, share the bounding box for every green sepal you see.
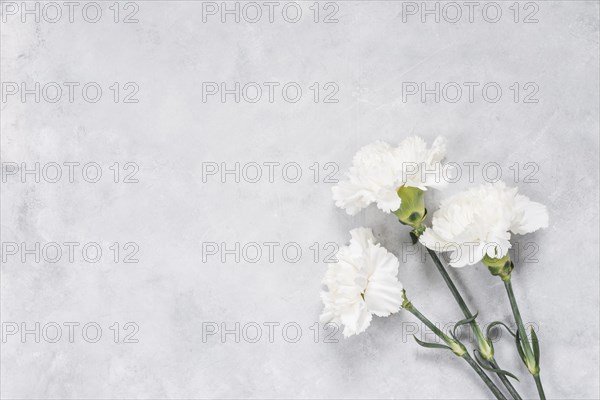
[515,330,528,365]
[394,186,426,229]
[412,335,451,351]
[531,326,540,366]
[483,254,514,281]
[473,351,520,381]
[401,289,412,310]
[515,327,540,375]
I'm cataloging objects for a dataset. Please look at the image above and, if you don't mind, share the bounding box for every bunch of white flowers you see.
[321,136,550,400]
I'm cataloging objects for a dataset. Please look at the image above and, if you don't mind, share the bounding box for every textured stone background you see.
[1,1,598,398]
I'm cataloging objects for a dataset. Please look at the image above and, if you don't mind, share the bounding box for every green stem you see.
[504,278,533,361]
[404,302,508,400]
[504,277,546,400]
[463,353,509,400]
[534,375,546,400]
[425,248,472,317]
[425,248,488,346]
[489,358,522,400]
[405,302,453,343]
[424,247,522,400]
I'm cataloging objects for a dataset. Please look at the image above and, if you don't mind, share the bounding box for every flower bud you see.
[393,186,426,230]
[482,254,514,281]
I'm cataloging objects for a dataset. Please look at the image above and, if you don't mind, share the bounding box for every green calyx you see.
[477,336,495,361]
[401,289,412,310]
[516,326,541,377]
[483,254,513,281]
[393,186,426,230]
[453,313,493,359]
[448,339,468,357]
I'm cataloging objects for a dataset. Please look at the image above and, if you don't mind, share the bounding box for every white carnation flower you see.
[320,227,403,337]
[420,182,549,268]
[332,136,449,215]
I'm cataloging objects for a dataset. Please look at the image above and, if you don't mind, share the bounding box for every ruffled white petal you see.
[421,182,549,268]
[511,195,549,235]
[375,188,402,213]
[319,227,404,337]
[447,243,477,268]
[332,181,373,216]
[332,136,448,215]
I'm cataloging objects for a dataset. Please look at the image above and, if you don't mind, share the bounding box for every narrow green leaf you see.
[486,320,516,338]
[457,312,479,326]
[530,326,540,365]
[453,312,479,338]
[515,330,527,364]
[412,335,451,351]
[474,351,520,381]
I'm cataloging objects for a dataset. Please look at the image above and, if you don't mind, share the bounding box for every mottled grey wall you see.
[1,1,598,398]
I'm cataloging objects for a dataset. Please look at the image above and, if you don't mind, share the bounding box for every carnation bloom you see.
[420,182,549,268]
[320,227,404,337]
[332,136,450,215]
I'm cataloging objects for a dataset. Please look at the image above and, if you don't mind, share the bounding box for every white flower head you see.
[332,136,450,215]
[420,182,549,268]
[320,227,403,337]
